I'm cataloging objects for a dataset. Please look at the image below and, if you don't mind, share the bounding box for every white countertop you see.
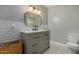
[20,30,49,33]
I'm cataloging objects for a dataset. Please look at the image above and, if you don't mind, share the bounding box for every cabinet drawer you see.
[29,37,40,46]
[28,33,41,40]
[25,34,40,44]
[28,44,39,54]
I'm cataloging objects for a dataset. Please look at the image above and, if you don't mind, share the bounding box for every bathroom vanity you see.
[21,30,50,54]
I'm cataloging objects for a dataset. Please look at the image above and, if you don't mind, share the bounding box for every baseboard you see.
[50,40,66,47]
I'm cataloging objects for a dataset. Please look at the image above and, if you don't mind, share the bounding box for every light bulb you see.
[37,10,41,15]
[33,8,38,13]
[29,6,33,12]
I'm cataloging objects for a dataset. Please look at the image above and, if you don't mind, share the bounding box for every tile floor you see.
[44,41,73,54]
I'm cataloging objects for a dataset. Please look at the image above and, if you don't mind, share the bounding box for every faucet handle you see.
[32,25,35,31]
[35,25,38,31]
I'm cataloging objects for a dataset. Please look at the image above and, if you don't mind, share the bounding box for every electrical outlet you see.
[11,24,16,30]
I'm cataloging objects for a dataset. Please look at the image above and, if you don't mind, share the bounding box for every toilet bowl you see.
[67,42,79,53]
[67,33,79,53]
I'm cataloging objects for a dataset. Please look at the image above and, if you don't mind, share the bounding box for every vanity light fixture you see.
[28,6,41,15]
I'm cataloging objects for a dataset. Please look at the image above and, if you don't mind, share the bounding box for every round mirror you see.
[24,12,34,27]
[24,12,42,27]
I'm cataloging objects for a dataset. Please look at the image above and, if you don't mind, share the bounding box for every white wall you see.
[0,5,28,22]
[48,5,79,44]
[0,5,48,43]
[0,20,26,43]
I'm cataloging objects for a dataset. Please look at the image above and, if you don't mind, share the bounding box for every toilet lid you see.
[67,42,79,47]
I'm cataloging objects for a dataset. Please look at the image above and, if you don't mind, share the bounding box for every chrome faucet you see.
[35,25,38,31]
[32,25,38,31]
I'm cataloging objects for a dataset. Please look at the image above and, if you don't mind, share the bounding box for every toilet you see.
[67,33,79,54]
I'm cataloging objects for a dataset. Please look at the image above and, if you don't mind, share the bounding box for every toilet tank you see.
[68,33,79,44]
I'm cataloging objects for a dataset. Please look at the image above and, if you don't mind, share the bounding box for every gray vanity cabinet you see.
[21,31,50,54]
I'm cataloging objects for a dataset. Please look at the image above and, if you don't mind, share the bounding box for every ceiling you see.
[45,5,52,8]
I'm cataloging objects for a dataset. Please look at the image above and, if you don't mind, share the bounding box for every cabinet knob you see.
[33,36,40,39]
[32,43,38,47]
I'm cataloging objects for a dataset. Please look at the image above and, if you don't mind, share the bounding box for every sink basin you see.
[21,30,48,33]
